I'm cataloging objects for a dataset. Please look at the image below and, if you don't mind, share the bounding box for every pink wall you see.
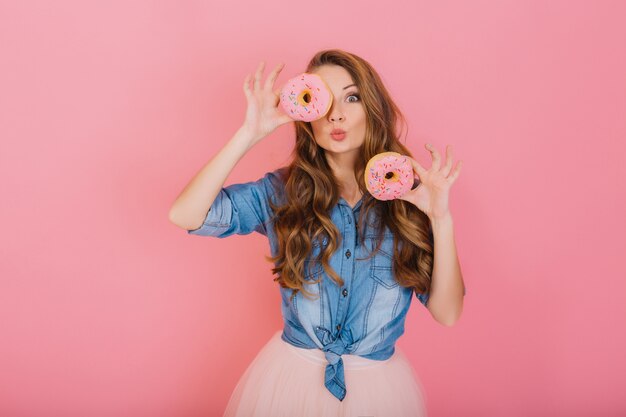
[1,1,625,416]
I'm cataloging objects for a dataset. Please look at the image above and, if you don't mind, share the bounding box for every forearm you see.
[168,126,255,230]
[427,213,465,326]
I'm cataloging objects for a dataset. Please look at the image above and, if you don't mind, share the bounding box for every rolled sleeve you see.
[187,169,285,238]
[415,286,466,307]
[415,291,430,307]
[186,189,234,237]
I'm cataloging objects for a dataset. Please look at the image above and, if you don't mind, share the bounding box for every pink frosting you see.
[280,73,332,122]
[366,154,414,200]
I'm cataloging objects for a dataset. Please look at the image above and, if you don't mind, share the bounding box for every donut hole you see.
[385,172,395,180]
[303,92,311,104]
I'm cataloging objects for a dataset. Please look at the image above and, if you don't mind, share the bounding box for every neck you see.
[325,150,359,188]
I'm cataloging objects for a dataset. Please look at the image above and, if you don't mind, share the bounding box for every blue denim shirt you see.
[187,168,431,401]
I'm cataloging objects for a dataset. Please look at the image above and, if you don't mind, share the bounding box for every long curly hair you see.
[265,49,433,303]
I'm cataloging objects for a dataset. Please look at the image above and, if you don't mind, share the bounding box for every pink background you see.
[1,1,625,416]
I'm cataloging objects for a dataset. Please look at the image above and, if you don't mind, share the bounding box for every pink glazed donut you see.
[365,152,415,200]
[280,73,333,122]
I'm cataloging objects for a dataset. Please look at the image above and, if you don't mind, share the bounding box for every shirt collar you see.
[338,196,364,211]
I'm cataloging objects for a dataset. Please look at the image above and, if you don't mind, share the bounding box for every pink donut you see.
[364,152,415,201]
[280,73,333,122]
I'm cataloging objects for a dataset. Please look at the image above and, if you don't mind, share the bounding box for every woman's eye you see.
[347,93,360,103]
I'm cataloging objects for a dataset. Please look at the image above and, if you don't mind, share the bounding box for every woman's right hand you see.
[240,61,294,146]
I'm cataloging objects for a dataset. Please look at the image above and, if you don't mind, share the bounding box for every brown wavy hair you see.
[265,49,433,303]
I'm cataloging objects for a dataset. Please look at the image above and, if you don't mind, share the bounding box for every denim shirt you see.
[187,168,431,402]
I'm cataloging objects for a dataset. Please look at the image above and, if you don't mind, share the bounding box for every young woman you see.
[169,49,465,417]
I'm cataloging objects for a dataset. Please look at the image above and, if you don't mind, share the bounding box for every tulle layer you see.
[223,330,428,417]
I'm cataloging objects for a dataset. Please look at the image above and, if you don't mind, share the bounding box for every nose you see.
[327,101,344,122]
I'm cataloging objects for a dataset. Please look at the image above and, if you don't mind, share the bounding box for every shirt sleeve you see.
[415,291,430,307]
[415,285,466,306]
[186,169,285,238]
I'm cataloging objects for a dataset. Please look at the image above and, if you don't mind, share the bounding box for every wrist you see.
[430,212,453,228]
[234,126,258,150]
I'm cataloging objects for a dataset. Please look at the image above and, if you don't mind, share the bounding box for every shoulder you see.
[262,166,289,190]
[252,167,289,205]
[273,166,290,182]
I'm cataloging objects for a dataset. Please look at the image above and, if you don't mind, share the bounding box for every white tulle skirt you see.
[223,329,428,417]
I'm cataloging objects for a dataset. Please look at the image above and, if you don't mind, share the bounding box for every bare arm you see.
[426,214,465,326]
[168,127,256,230]
[168,61,292,230]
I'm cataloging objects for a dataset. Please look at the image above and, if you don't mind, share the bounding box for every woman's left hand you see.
[398,143,463,221]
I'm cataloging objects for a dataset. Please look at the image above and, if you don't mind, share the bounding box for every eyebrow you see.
[343,84,357,90]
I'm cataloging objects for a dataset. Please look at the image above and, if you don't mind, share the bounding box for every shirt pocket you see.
[302,236,328,279]
[367,233,399,289]
[371,266,398,289]
[303,259,324,282]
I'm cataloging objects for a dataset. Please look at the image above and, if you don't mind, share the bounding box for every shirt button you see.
[345,249,351,259]
[342,288,348,297]
[336,324,341,331]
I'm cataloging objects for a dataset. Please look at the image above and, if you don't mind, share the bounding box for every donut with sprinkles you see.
[280,73,333,122]
[364,152,415,200]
